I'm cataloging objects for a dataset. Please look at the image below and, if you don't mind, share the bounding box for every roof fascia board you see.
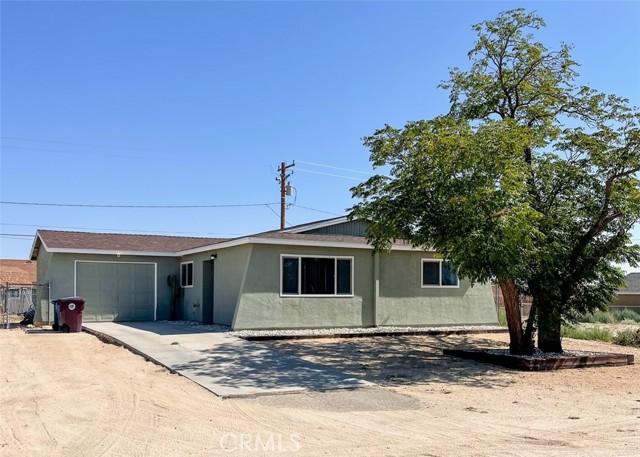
[177,236,427,256]
[44,247,180,257]
[30,233,47,260]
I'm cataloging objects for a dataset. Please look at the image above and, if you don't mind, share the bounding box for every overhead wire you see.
[0,223,245,237]
[296,160,374,175]
[0,201,279,209]
[296,168,365,181]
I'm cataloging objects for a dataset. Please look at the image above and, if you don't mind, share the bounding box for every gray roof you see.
[618,273,640,294]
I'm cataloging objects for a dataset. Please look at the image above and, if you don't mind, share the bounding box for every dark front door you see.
[202,260,214,324]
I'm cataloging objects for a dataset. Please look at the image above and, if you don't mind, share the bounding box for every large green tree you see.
[351,9,640,354]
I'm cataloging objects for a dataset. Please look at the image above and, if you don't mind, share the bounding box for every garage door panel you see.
[76,262,155,322]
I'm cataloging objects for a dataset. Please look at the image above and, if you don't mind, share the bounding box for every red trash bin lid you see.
[54,296,86,305]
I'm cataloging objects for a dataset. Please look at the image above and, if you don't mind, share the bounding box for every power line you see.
[1,145,157,161]
[0,233,32,237]
[296,168,365,181]
[0,201,279,209]
[296,160,373,175]
[290,204,342,216]
[1,135,176,155]
[0,235,33,241]
[0,223,245,237]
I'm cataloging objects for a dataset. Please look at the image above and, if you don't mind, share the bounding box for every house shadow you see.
[169,338,371,392]
[113,321,230,336]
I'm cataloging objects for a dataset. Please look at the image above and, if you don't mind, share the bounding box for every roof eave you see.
[43,248,181,257]
[177,236,428,256]
[30,232,45,261]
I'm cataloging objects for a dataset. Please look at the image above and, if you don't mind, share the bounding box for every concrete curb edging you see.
[443,348,635,371]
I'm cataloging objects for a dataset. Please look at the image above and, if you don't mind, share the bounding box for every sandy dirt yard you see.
[1,327,639,457]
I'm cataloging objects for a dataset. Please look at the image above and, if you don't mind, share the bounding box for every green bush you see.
[575,312,596,323]
[593,310,615,324]
[611,309,640,323]
[498,308,507,326]
[561,325,613,342]
[613,329,640,347]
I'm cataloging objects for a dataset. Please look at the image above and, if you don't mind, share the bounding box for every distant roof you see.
[618,273,640,294]
[0,259,37,284]
[31,230,226,259]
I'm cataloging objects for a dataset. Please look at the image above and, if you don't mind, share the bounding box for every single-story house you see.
[610,272,640,313]
[29,217,497,329]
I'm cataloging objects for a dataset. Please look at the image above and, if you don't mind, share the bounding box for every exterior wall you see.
[180,244,252,326]
[34,249,53,322]
[377,251,497,326]
[610,294,640,312]
[232,244,374,330]
[36,251,179,321]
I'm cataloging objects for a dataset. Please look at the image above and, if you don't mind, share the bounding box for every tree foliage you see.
[351,8,640,354]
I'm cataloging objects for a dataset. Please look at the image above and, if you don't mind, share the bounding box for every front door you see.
[202,260,214,324]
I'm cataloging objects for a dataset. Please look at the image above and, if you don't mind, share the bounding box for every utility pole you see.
[276,161,295,229]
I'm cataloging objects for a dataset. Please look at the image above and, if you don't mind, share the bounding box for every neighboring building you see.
[610,273,640,312]
[0,259,39,315]
[29,217,498,329]
[0,259,37,285]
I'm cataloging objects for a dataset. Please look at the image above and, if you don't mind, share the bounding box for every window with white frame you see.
[421,259,459,287]
[180,261,194,288]
[281,255,353,296]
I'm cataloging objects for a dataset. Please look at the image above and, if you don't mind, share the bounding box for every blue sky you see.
[1,1,639,262]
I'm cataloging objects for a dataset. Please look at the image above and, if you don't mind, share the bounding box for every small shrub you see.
[613,329,640,347]
[575,312,596,323]
[592,310,614,324]
[498,308,507,326]
[561,325,613,342]
[611,309,640,323]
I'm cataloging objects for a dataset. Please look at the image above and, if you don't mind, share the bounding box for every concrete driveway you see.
[83,321,372,398]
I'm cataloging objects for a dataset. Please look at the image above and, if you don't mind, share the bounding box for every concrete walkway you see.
[83,322,372,398]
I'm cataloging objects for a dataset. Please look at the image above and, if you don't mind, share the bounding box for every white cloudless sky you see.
[1,1,639,263]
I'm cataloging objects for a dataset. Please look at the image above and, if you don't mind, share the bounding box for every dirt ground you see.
[1,327,639,457]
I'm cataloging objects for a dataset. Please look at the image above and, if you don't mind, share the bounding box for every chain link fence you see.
[1,283,50,329]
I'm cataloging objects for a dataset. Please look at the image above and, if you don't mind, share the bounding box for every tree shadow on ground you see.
[257,334,516,389]
[166,333,516,393]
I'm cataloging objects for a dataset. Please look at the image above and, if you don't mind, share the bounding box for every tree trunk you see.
[500,279,533,355]
[537,303,563,353]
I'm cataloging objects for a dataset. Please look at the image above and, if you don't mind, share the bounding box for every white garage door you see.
[76,261,156,322]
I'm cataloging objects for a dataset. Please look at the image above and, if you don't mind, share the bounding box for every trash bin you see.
[51,300,62,331]
[52,297,85,333]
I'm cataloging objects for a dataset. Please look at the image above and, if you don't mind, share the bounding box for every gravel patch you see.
[163,320,231,333]
[161,320,505,339]
[231,324,504,339]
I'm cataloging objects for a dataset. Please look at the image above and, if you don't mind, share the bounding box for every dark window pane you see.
[282,258,299,294]
[181,263,192,287]
[422,261,439,286]
[301,258,335,294]
[337,259,352,294]
[441,262,458,286]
